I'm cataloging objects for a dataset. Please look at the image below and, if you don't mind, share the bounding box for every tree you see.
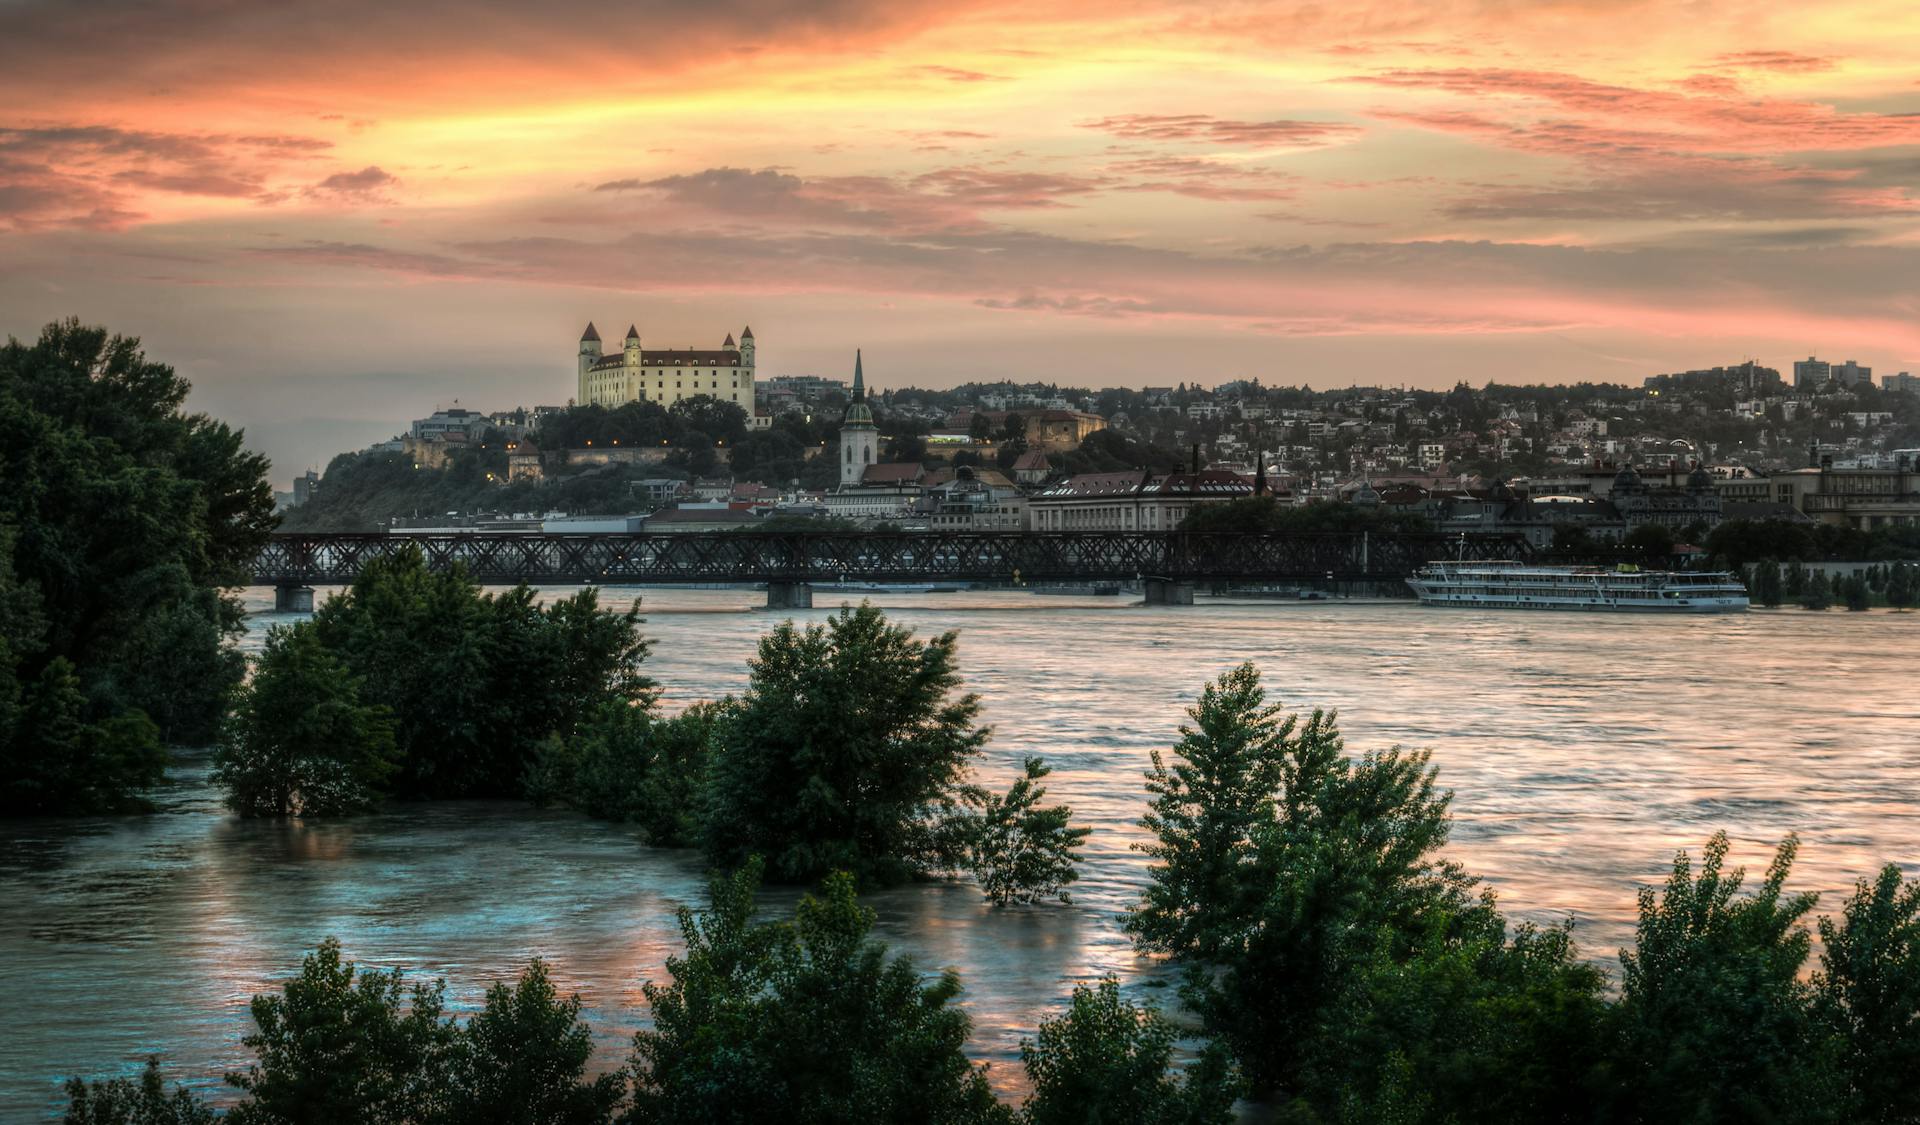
[309,547,651,799]
[527,702,719,847]
[447,959,625,1125]
[215,623,397,817]
[702,603,989,885]
[1843,573,1872,611]
[1128,664,1478,1096]
[1801,570,1834,610]
[1750,558,1783,608]
[1816,866,1920,1124]
[1125,663,1294,962]
[1785,561,1808,597]
[64,1058,216,1125]
[3,655,165,815]
[1,321,274,812]
[965,757,1088,906]
[226,939,458,1125]
[1316,908,1610,1124]
[628,863,1010,1125]
[1611,833,1841,1124]
[1019,978,1239,1125]
[1888,563,1915,610]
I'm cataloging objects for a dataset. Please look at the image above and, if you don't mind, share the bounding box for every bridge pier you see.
[765,581,814,610]
[1142,579,1195,606]
[273,584,315,613]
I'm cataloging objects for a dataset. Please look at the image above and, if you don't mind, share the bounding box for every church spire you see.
[852,348,865,402]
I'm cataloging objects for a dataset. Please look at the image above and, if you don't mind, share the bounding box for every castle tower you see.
[839,348,878,487]
[740,325,755,369]
[623,324,641,367]
[577,322,601,402]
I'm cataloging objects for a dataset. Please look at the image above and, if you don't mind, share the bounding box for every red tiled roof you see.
[1010,450,1051,471]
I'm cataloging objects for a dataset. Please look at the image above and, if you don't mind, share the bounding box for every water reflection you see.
[3,589,1916,1116]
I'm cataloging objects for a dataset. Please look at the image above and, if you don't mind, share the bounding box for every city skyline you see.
[4,0,1919,478]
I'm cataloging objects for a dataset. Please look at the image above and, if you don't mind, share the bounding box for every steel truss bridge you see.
[251,531,1530,593]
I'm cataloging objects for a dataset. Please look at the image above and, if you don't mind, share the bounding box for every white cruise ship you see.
[1407,561,1749,613]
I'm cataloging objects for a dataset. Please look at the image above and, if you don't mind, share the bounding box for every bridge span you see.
[250,530,1530,609]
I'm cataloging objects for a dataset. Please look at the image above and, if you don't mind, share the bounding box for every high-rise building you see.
[1833,359,1874,388]
[1885,372,1919,394]
[1793,356,1831,387]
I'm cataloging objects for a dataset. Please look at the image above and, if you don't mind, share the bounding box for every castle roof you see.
[589,348,742,370]
[625,324,640,340]
[724,333,735,346]
[580,322,600,342]
[741,325,753,339]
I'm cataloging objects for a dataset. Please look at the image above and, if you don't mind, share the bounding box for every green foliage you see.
[1842,573,1872,610]
[1318,908,1610,1124]
[304,547,652,799]
[225,939,458,1125]
[449,959,626,1125]
[1019,978,1240,1125]
[1888,562,1916,610]
[1612,832,1840,1124]
[703,603,988,885]
[966,757,1088,906]
[3,656,166,814]
[1801,570,1834,610]
[215,622,397,817]
[1785,560,1807,597]
[1181,497,1429,534]
[528,702,720,846]
[1750,558,1783,607]
[0,321,274,812]
[629,862,1009,1125]
[1622,522,1676,557]
[1129,663,1478,1097]
[63,1058,216,1125]
[1816,866,1920,1123]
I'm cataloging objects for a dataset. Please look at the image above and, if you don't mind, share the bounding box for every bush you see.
[629,862,1008,1124]
[1019,978,1240,1125]
[1749,558,1783,607]
[965,756,1088,906]
[703,603,988,885]
[215,623,396,817]
[1800,570,1833,610]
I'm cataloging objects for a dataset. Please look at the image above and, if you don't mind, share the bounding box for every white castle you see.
[575,321,765,426]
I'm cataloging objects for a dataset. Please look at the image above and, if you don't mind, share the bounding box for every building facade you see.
[839,350,879,486]
[575,321,768,427]
[1028,470,1252,531]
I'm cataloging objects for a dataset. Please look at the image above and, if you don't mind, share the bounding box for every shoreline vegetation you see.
[9,320,1920,1122]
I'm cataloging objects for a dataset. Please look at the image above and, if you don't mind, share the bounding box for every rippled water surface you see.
[4,590,1917,1116]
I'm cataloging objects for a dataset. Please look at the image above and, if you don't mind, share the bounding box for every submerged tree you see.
[965,757,1088,906]
[1019,977,1239,1125]
[1128,663,1481,1098]
[1801,570,1834,610]
[0,321,275,801]
[629,862,1008,1125]
[702,603,989,885]
[528,702,720,847]
[215,623,396,817]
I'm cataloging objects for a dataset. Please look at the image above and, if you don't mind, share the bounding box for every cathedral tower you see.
[839,349,878,486]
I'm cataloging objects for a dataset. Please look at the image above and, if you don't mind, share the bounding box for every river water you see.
[4,590,1917,1116]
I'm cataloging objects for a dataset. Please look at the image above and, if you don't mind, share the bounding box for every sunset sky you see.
[3,0,1917,482]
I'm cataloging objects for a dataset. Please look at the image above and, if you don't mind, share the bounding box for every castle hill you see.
[4,1,1920,1122]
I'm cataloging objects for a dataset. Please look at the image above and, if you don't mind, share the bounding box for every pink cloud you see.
[1082,113,1361,148]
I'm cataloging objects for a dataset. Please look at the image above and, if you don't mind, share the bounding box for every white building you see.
[575,320,769,427]
[1028,470,1252,532]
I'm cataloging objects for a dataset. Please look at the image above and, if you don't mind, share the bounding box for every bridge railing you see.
[251,531,1531,588]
